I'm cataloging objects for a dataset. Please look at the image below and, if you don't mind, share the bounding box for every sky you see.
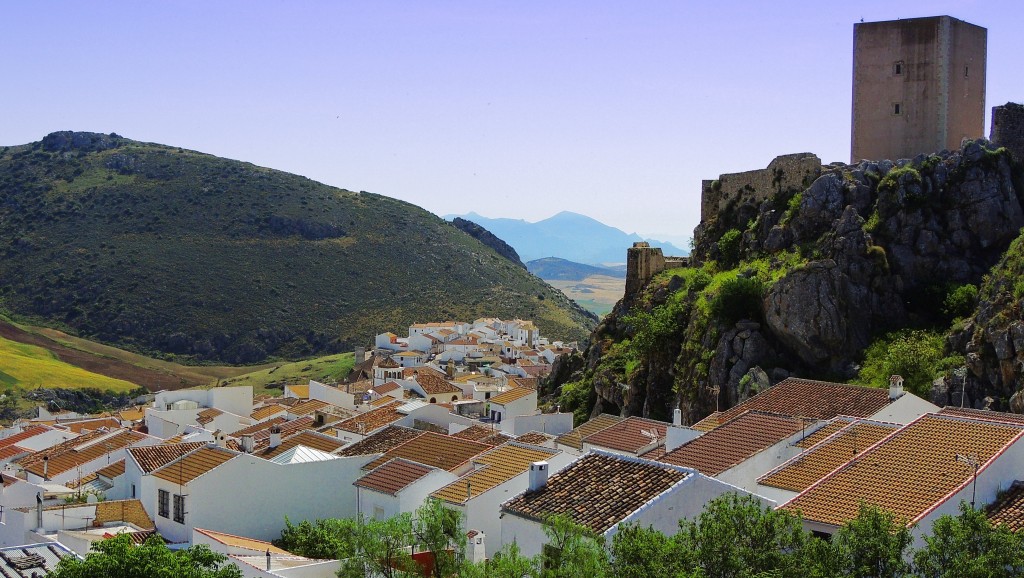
[4,1,1022,245]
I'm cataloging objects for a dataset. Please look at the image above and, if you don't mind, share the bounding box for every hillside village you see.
[2,315,1024,577]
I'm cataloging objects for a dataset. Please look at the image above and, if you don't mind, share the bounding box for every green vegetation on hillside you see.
[0,133,594,364]
[0,334,137,392]
[220,352,355,396]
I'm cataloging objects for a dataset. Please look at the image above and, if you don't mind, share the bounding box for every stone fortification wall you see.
[991,102,1024,164]
[700,153,822,223]
[625,242,689,297]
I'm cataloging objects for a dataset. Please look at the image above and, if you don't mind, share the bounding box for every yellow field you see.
[548,275,625,317]
[0,335,138,393]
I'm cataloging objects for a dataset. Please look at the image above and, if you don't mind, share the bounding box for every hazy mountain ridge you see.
[447,211,687,264]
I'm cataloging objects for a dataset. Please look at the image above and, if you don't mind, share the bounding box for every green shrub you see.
[878,165,922,192]
[855,329,948,397]
[717,229,743,269]
[710,276,764,326]
[942,284,978,320]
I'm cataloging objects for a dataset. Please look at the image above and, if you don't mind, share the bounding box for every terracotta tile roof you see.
[363,432,490,472]
[18,428,148,479]
[938,406,1024,425]
[95,459,126,479]
[0,445,29,461]
[659,412,804,476]
[374,382,401,395]
[258,431,346,459]
[65,472,98,489]
[128,442,208,473]
[583,416,668,455]
[196,408,223,425]
[502,452,691,534]
[414,373,462,395]
[117,408,146,422]
[354,458,436,496]
[231,417,287,437]
[987,480,1024,531]
[194,528,290,554]
[335,426,424,457]
[490,387,535,406]
[94,499,155,530]
[639,445,667,461]
[0,426,52,449]
[253,417,315,445]
[288,399,330,416]
[556,414,624,450]
[706,378,891,430]
[780,414,1024,527]
[508,377,538,390]
[335,401,404,435]
[151,446,237,485]
[251,404,286,421]
[452,425,504,442]
[792,417,855,449]
[60,417,123,434]
[758,420,900,492]
[433,443,559,504]
[516,431,555,445]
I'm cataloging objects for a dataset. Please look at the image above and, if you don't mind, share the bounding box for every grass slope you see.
[0,133,595,364]
[0,334,137,393]
[220,353,355,396]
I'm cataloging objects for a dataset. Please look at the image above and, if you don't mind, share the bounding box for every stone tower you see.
[851,16,986,163]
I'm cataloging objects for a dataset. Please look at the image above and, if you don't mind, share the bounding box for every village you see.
[0,315,1021,574]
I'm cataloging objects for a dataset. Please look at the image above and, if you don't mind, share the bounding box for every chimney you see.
[266,549,272,571]
[35,492,43,531]
[528,461,548,492]
[269,426,282,449]
[673,408,682,427]
[355,346,366,363]
[241,434,254,453]
[889,375,905,400]
[42,456,48,480]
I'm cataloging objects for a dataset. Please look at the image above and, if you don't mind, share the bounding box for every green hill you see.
[0,132,595,364]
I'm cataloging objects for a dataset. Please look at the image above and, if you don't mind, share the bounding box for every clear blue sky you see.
[4,1,1021,244]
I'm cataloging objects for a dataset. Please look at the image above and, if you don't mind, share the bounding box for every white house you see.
[354,458,458,521]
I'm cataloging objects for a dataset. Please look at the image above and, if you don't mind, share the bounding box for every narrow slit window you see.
[893,61,903,75]
[965,65,969,77]
[893,103,902,115]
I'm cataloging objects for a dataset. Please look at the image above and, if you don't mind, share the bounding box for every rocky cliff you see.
[553,140,1024,424]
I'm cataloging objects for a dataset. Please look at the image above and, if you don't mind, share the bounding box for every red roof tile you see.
[659,412,804,475]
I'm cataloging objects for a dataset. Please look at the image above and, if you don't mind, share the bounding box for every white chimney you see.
[269,426,282,449]
[42,456,48,480]
[241,434,254,453]
[528,461,548,492]
[467,530,486,564]
[673,408,682,427]
[889,375,905,400]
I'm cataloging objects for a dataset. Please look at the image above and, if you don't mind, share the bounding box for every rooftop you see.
[355,458,436,496]
[151,446,237,485]
[258,431,346,459]
[697,378,892,431]
[335,400,404,435]
[128,442,208,473]
[287,399,330,417]
[362,431,490,472]
[659,411,804,476]
[502,452,690,534]
[194,527,290,555]
[780,413,1024,527]
[18,428,148,479]
[334,425,424,457]
[432,442,558,504]
[556,414,624,450]
[987,480,1024,532]
[582,416,668,455]
[757,419,900,492]
[490,387,535,406]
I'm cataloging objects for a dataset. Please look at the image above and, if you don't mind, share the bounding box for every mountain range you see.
[0,132,596,364]
[446,211,687,265]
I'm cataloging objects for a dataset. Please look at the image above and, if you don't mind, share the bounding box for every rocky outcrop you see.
[452,217,525,269]
[41,131,123,153]
[557,140,1024,422]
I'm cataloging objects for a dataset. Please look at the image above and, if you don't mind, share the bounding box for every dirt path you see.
[0,320,204,391]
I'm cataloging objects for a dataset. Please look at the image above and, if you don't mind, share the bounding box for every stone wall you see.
[625,242,689,297]
[991,102,1024,164]
[700,153,822,223]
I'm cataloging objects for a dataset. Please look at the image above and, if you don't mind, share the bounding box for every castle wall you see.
[991,102,1024,164]
[625,242,688,296]
[700,153,821,223]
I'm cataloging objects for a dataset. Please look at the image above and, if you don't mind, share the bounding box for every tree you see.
[47,533,242,578]
[412,498,467,578]
[610,523,692,578]
[913,501,1024,578]
[828,503,912,578]
[677,492,809,578]
[338,514,417,578]
[461,541,537,578]
[274,516,359,560]
[538,514,610,578]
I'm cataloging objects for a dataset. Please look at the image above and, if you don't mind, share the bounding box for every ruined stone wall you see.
[625,243,689,297]
[991,102,1024,164]
[700,153,822,223]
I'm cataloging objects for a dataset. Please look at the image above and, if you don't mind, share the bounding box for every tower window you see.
[965,65,969,77]
[893,103,902,115]
[893,61,903,75]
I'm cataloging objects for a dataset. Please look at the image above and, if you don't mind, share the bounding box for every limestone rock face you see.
[559,140,1024,422]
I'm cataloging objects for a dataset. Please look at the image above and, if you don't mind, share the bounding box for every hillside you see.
[448,211,686,264]
[551,140,1024,424]
[0,132,595,364]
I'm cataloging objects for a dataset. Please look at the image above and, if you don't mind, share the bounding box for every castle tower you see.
[851,16,986,163]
